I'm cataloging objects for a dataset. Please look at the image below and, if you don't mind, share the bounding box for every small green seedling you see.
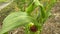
[0,0,56,34]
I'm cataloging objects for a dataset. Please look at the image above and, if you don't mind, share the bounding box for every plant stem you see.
[25,3,37,15]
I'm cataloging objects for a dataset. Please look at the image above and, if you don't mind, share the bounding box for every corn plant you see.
[0,0,56,34]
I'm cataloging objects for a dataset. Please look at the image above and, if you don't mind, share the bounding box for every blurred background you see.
[0,0,60,34]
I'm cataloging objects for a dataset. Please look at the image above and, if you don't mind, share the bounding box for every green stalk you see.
[39,6,46,18]
[25,0,43,15]
[45,0,57,15]
[43,0,57,23]
[25,3,37,15]
[4,32,8,34]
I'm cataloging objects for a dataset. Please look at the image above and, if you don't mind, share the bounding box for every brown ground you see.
[41,1,60,34]
[0,0,60,34]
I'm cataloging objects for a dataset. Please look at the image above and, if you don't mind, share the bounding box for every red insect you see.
[30,25,38,32]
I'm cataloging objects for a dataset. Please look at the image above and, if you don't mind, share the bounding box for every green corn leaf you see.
[34,0,43,7]
[26,0,43,15]
[0,11,35,34]
[44,0,57,12]
[38,0,56,21]
[40,6,46,18]
[34,0,46,18]
[43,0,57,23]
[35,0,46,23]
[26,3,37,15]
